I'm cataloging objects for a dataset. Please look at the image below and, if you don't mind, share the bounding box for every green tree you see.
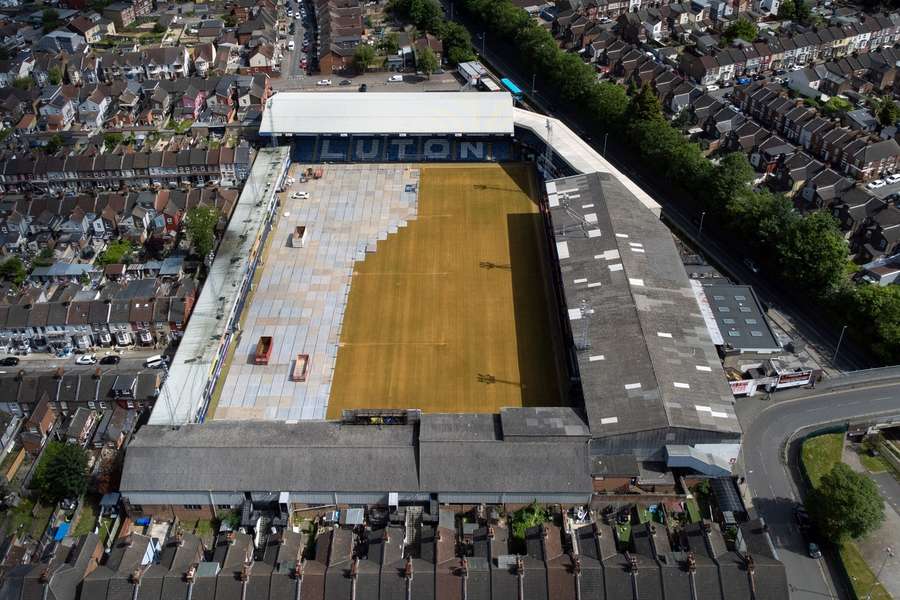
[48,65,63,85]
[794,0,811,23]
[822,96,852,117]
[777,211,848,293]
[153,22,166,34]
[875,97,900,127]
[706,152,753,214]
[45,133,64,155]
[777,0,795,19]
[42,8,60,31]
[510,501,550,542]
[378,31,400,55]
[626,84,664,123]
[440,22,474,65]
[848,284,900,362]
[13,76,33,90]
[33,442,88,503]
[723,18,758,43]
[808,463,884,542]
[353,43,376,71]
[104,132,124,152]
[186,206,219,258]
[0,257,27,286]
[33,247,54,267]
[223,14,238,27]
[96,240,134,265]
[416,46,438,76]
[410,0,443,32]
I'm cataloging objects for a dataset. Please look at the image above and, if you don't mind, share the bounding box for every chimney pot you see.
[185,565,196,582]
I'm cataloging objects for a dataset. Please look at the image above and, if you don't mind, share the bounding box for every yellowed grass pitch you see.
[327,164,567,417]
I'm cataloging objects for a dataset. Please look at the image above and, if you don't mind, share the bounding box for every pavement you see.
[737,379,900,600]
[842,439,900,598]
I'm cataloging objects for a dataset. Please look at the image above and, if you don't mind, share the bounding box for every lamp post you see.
[833,324,847,363]
[865,547,894,600]
[532,72,537,94]
[698,211,706,237]
[481,32,486,56]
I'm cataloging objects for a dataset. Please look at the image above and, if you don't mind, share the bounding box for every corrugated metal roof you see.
[259,92,515,135]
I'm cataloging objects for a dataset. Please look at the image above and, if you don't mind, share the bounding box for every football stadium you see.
[123,91,742,511]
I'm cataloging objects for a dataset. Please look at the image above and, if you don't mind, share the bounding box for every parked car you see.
[886,173,900,185]
[317,79,331,86]
[808,543,822,559]
[75,354,97,365]
[359,83,367,92]
[339,79,351,86]
[867,179,887,190]
[387,74,403,82]
[794,504,811,529]
[99,355,121,365]
[290,191,310,199]
[0,357,19,366]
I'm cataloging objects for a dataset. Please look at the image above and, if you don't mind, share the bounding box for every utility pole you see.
[833,324,847,363]
[602,132,608,156]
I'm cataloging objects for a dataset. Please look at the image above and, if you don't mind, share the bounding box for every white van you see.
[288,40,295,51]
[144,355,166,368]
[387,74,403,83]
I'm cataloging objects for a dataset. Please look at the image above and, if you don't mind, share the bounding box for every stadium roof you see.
[259,92,515,136]
[547,173,741,439]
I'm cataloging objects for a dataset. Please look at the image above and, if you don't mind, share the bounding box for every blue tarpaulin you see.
[53,522,70,542]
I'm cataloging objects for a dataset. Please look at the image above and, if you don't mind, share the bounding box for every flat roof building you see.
[700,284,782,354]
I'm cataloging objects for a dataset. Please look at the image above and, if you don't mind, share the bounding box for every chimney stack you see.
[293,559,304,580]
[404,557,413,580]
[687,552,696,573]
[572,555,582,576]
[460,557,468,578]
[227,531,236,545]
[516,556,525,576]
[239,561,251,582]
[350,558,359,580]
[39,567,51,583]
[185,565,196,582]
[488,526,495,540]
[131,569,142,584]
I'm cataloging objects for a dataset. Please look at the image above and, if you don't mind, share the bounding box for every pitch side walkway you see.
[215,164,419,420]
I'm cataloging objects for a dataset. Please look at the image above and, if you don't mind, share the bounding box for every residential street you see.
[737,379,900,599]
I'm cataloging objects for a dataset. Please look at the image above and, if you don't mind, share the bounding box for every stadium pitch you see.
[328,163,567,417]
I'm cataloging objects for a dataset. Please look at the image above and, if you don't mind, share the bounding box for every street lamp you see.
[602,132,608,156]
[865,547,894,600]
[698,211,706,237]
[532,72,537,94]
[481,32,486,56]
[833,324,848,363]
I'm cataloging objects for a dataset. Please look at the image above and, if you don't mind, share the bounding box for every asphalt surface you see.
[738,381,900,600]
[3,347,165,377]
[283,0,312,79]
[450,13,873,371]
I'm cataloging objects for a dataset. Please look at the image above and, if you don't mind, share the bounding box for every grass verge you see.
[801,433,890,600]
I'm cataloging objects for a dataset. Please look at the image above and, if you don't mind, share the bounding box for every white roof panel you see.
[260,92,515,135]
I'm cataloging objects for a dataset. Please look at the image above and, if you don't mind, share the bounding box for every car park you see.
[75,354,97,365]
[0,357,19,366]
[99,355,121,365]
[867,179,887,189]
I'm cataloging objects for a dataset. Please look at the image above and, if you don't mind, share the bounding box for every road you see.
[738,380,900,600]
[282,0,312,79]
[450,13,873,372]
[5,347,165,377]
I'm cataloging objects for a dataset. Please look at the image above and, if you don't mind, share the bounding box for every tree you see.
[408,0,443,32]
[13,76,33,90]
[0,257,26,286]
[33,442,88,503]
[185,206,219,259]
[626,83,664,123]
[777,211,848,293]
[45,133,64,155]
[875,97,900,127]
[723,18,758,43]
[353,43,375,71]
[223,14,238,27]
[378,31,400,55]
[706,152,753,214]
[440,22,474,65]
[96,239,134,265]
[416,46,438,77]
[104,132,124,152]
[794,0,811,23]
[153,22,166,34]
[32,247,54,267]
[822,96,852,117]
[48,65,63,85]
[42,8,60,32]
[808,463,884,542]
[777,0,795,19]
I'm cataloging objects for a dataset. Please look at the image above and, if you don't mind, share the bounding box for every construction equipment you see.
[291,354,310,381]
[255,336,273,365]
